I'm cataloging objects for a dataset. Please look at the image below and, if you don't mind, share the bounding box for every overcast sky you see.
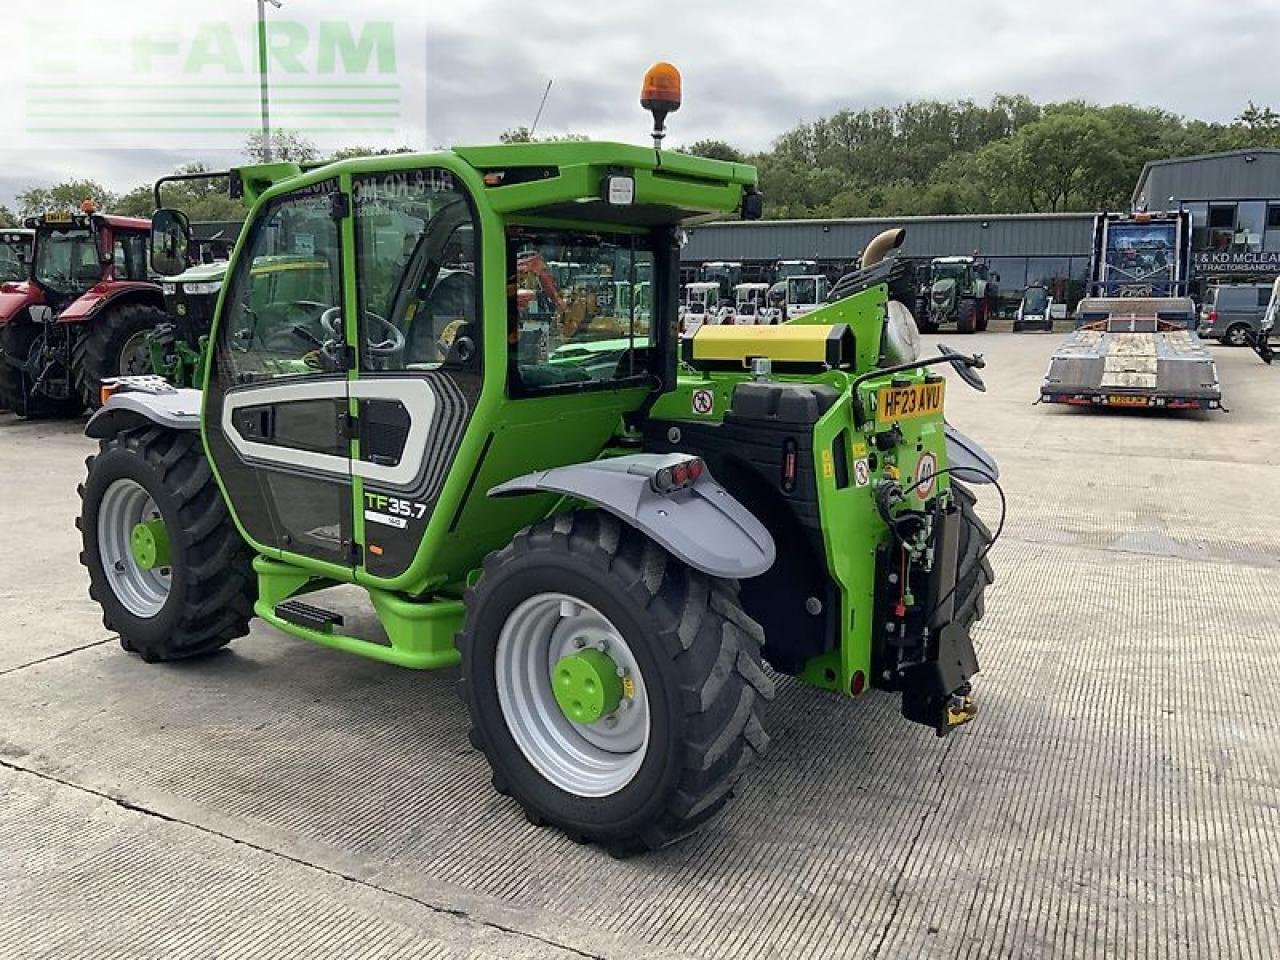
[1,0,1277,208]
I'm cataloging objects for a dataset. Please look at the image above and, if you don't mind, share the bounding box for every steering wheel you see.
[320,306,405,367]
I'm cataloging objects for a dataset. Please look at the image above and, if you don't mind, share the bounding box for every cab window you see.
[215,183,343,384]
[113,233,149,281]
[353,169,478,372]
[508,227,654,394]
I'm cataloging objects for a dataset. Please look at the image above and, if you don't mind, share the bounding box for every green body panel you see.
[253,557,462,668]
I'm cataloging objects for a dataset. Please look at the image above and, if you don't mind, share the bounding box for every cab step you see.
[275,600,344,634]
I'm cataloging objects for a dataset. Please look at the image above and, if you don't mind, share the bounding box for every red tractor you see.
[0,206,164,418]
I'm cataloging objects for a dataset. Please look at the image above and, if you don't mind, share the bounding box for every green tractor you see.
[146,172,244,389]
[922,256,999,334]
[77,65,999,854]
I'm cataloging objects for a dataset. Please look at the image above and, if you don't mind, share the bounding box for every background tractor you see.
[0,207,163,418]
[77,65,999,855]
[921,256,999,333]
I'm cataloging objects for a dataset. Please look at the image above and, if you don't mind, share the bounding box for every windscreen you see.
[789,277,819,304]
[35,227,99,295]
[1102,222,1179,295]
[1022,287,1049,313]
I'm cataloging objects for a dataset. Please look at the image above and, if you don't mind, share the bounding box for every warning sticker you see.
[914,452,938,499]
[853,459,870,487]
[821,449,834,480]
[691,389,715,415]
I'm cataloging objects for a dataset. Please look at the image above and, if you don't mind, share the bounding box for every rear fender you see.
[57,282,163,325]
[489,454,776,580]
[84,379,201,439]
[0,282,45,326]
[944,424,998,485]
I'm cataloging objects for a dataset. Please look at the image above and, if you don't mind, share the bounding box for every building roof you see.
[683,211,1096,263]
[1131,149,1280,207]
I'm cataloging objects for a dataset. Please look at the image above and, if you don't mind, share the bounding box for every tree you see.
[327,145,415,162]
[498,126,586,144]
[0,206,18,228]
[243,130,320,164]
[113,163,248,221]
[16,180,117,220]
[679,139,746,162]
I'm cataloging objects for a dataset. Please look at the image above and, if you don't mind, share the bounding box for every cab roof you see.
[237,141,759,227]
[25,212,150,232]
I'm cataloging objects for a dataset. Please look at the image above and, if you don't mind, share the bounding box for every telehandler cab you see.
[78,64,1000,854]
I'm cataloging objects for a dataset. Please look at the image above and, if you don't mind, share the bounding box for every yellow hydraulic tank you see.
[685,323,854,371]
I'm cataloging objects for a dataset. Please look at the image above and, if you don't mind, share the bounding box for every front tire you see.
[956,301,978,334]
[73,304,166,410]
[458,511,774,856]
[1222,323,1250,347]
[78,426,255,661]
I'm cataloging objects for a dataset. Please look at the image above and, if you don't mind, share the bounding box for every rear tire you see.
[952,481,995,630]
[73,303,166,410]
[0,321,83,419]
[976,301,991,332]
[78,426,255,661]
[458,511,774,856]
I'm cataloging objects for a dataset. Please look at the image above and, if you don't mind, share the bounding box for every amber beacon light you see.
[641,62,682,147]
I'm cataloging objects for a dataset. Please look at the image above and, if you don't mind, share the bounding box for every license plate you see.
[876,381,945,424]
[1107,395,1149,407]
[43,210,72,223]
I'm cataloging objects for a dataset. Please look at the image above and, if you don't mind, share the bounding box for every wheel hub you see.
[129,518,170,571]
[552,648,623,725]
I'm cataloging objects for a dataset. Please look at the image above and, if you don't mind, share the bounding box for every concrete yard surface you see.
[0,334,1277,959]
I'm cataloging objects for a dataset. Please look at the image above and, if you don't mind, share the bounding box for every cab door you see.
[347,168,482,580]
[203,178,357,569]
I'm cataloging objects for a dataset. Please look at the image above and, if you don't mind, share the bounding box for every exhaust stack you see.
[861,228,906,269]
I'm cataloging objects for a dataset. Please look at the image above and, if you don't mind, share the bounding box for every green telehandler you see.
[77,63,1000,854]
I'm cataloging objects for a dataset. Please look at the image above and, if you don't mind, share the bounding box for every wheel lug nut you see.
[113,560,125,572]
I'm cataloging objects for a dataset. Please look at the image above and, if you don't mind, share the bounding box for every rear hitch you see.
[937,683,978,737]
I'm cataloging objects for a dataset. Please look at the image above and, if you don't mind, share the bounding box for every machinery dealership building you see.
[681,148,1280,312]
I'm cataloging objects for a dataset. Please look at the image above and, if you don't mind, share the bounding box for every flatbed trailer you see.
[1040,210,1223,412]
[1040,298,1222,410]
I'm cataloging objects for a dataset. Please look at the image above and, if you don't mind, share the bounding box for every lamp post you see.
[257,0,283,163]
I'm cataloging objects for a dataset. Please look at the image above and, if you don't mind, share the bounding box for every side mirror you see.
[741,187,764,221]
[992,273,1000,283]
[150,208,191,277]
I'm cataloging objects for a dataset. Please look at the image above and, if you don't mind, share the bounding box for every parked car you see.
[1199,283,1273,345]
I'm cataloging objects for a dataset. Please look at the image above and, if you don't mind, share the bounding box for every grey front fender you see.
[489,454,776,580]
[85,380,202,439]
[945,423,999,485]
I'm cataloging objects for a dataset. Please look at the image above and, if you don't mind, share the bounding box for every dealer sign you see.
[1193,250,1280,276]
